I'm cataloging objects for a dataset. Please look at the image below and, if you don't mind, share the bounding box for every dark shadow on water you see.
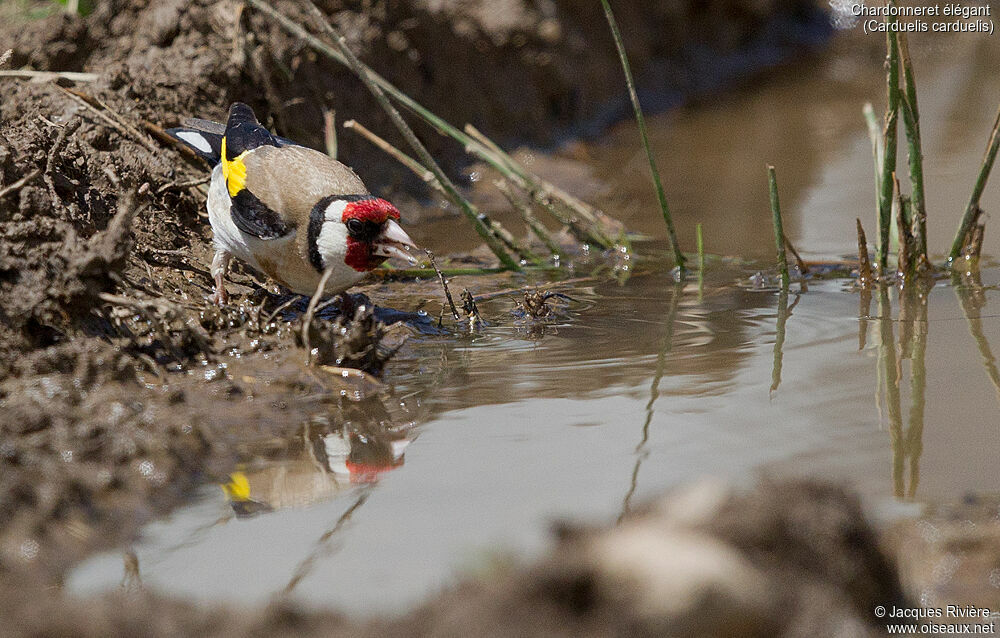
[261,291,446,336]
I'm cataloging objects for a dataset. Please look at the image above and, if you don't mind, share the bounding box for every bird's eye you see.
[346,218,364,235]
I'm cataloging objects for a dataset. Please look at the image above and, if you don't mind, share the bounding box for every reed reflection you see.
[871,283,928,500]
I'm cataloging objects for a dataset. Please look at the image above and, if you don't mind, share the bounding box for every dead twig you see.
[460,289,484,330]
[0,69,98,82]
[0,169,41,199]
[98,291,213,356]
[0,49,12,68]
[263,295,303,326]
[782,235,810,275]
[302,266,335,365]
[58,87,157,153]
[426,250,460,321]
[343,119,436,185]
[894,173,915,277]
[156,175,212,194]
[856,218,873,288]
[323,108,337,159]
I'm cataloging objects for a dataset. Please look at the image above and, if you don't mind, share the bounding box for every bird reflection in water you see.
[221,399,412,518]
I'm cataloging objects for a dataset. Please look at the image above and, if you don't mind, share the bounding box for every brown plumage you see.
[167,103,417,304]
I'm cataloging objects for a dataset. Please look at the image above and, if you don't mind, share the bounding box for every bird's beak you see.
[373,219,419,264]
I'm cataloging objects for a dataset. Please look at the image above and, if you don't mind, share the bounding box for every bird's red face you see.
[340,198,417,272]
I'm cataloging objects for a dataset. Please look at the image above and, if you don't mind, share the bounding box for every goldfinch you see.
[168,103,417,305]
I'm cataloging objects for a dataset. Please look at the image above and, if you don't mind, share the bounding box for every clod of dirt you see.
[509,289,573,337]
[299,301,406,376]
[516,290,557,319]
[0,191,139,360]
[460,288,485,330]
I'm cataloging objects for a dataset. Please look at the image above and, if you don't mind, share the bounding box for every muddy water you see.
[68,31,1000,615]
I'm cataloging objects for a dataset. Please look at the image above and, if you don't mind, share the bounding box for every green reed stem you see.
[696,223,705,272]
[878,9,900,273]
[897,33,927,263]
[949,104,1000,262]
[373,266,508,279]
[599,0,684,271]
[768,165,789,287]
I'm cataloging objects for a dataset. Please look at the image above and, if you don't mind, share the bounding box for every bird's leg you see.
[338,292,355,319]
[210,250,232,306]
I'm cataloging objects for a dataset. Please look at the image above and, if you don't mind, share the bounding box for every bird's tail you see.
[167,103,297,166]
[166,117,226,165]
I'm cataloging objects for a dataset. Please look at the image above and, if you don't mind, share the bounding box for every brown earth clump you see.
[0,480,906,637]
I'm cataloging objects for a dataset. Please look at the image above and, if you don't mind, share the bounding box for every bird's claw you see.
[210,288,229,307]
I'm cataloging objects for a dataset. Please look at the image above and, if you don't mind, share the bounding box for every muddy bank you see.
[3,480,904,637]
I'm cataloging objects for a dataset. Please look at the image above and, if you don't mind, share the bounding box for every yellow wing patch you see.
[220,137,249,198]
[221,471,251,502]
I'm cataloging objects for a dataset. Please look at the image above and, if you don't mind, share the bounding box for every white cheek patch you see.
[316,216,350,269]
[176,131,213,154]
[324,199,350,218]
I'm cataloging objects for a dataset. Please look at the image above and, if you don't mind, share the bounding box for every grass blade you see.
[877,9,901,273]
[949,104,1000,262]
[768,165,790,287]
[897,33,927,263]
[599,0,684,271]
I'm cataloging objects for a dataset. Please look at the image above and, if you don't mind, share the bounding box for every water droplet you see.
[20,539,39,561]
